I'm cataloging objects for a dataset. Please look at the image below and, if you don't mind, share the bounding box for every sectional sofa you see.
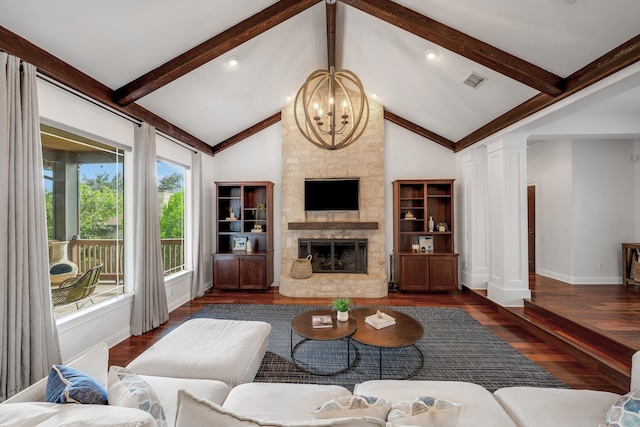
[1,317,638,427]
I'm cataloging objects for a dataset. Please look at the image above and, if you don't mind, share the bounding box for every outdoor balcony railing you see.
[65,238,185,279]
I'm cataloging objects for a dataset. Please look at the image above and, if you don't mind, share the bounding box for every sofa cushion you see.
[139,374,231,427]
[223,382,352,422]
[45,365,108,405]
[354,380,518,427]
[311,395,391,420]
[126,318,271,386]
[107,366,167,427]
[494,386,621,427]
[175,389,387,427]
[605,387,640,426]
[0,402,155,426]
[387,396,462,427]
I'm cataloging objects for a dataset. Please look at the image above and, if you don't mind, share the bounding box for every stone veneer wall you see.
[279,98,388,298]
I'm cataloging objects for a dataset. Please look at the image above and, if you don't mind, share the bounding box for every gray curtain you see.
[130,122,169,336]
[0,53,61,401]
[190,151,205,298]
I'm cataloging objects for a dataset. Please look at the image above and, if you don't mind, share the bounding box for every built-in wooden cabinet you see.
[392,179,458,291]
[212,182,274,290]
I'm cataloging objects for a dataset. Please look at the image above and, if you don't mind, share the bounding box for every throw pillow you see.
[387,396,462,427]
[45,364,108,405]
[311,395,391,420]
[107,366,168,427]
[606,387,640,427]
[175,389,386,427]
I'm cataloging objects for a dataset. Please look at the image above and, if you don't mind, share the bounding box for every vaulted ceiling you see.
[1,0,640,156]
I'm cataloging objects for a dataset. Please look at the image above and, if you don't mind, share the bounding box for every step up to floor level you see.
[462,286,633,391]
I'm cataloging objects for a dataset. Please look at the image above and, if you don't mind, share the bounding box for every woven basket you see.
[290,255,313,279]
[632,250,640,282]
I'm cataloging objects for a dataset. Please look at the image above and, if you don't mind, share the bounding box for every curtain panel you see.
[0,53,61,401]
[131,122,169,336]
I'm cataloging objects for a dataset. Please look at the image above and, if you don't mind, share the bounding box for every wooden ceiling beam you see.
[212,112,282,155]
[384,110,456,151]
[113,0,322,106]
[339,0,565,96]
[0,26,213,155]
[326,1,337,68]
[455,34,640,152]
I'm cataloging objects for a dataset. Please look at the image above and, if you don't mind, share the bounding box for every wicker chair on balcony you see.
[51,264,103,308]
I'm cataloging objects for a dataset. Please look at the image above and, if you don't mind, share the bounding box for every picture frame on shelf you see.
[419,236,434,253]
[232,236,248,251]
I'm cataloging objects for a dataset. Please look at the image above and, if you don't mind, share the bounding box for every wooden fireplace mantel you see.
[288,222,378,230]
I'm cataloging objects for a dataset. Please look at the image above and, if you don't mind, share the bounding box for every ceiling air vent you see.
[463,72,487,89]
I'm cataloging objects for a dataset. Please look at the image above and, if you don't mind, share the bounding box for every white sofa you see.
[1,317,638,427]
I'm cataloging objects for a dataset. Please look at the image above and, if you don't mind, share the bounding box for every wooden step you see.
[462,286,632,391]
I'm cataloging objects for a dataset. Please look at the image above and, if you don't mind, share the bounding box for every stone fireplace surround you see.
[279,99,388,298]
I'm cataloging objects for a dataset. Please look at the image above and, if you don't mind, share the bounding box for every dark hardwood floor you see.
[109,275,640,395]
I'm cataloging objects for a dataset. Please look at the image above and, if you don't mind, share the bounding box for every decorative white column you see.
[486,134,531,306]
[460,146,489,289]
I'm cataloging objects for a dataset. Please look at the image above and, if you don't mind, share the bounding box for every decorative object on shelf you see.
[332,297,351,322]
[633,249,640,282]
[412,236,420,253]
[226,206,237,221]
[428,216,434,232]
[294,66,369,151]
[246,239,253,254]
[255,202,266,221]
[437,222,448,232]
[419,236,434,253]
[232,236,247,251]
[405,211,414,219]
[251,224,263,233]
[290,254,313,279]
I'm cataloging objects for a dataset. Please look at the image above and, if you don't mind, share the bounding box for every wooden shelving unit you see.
[621,243,640,287]
[392,179,458,292]
[212,181,274,290]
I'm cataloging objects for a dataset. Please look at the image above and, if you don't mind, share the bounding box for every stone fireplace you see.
[279,98,387,298]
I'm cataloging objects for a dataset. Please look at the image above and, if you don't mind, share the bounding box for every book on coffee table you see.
[365,312,396,329]
[312,315,333,328]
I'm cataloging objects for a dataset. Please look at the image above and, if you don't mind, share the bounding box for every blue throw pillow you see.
[45,365,108,405]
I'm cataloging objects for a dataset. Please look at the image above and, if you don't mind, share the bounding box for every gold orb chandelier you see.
[294,66,369,150]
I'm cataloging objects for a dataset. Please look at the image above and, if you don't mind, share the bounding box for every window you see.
[157,160,185,276]
[42,124,125,317]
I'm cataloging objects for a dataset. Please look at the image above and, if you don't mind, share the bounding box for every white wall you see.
[528,138,636,284]
[528,140,574,280]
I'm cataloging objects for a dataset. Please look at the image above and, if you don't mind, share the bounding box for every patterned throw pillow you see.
[45,365,108,405]
[107,366,168,427]
[606,387,640,427]
[387,396,462,427]
[311,395,391,420]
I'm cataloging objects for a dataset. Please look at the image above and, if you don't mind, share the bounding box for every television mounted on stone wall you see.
[304,178,359,211]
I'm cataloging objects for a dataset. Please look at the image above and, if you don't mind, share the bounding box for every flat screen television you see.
[304,178,359,211]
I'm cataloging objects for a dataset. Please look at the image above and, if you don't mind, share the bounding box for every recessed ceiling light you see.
[370,92,379,99]
[226,56,239,67]
[285,94,293,103]
[425,49,440,61]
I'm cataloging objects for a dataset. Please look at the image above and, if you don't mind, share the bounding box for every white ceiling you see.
[1,0,639,151]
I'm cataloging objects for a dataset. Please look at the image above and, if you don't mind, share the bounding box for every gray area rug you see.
[189,304,566,392]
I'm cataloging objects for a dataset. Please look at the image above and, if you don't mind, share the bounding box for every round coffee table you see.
[290,309,358,376]
[350,307,424,379]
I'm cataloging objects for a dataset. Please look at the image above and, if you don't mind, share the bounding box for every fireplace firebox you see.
[298,239,367,274]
